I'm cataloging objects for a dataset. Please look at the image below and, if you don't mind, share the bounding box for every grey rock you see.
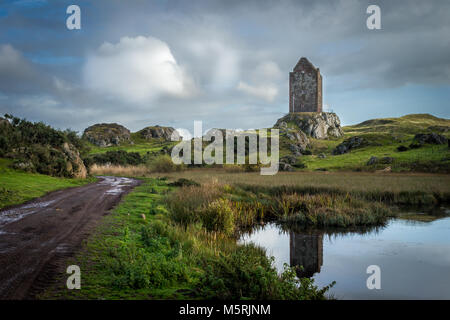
[289,144,303,156]
[380,157,394,164]
[333,136,367,155]
[414,133,447,145]
[62,142,87,179]
[318,153,326,159]
[280,155,298,165]
[367,156,378,165]
[83,123,131,147]
[139,125,180,141]
[274,112,344,139]
[279,162,294,172]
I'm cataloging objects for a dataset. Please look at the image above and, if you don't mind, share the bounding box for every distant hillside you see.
[346,114,450,135]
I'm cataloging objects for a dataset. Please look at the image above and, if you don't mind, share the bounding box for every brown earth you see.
[0,176,140,300]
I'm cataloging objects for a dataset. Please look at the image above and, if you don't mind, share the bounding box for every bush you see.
[147,154,184,173]
[197,198,235,235]
[88,150,143,166]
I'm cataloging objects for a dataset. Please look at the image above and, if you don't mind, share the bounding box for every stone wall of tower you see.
[289,58,322,113]
[317,69,323,112]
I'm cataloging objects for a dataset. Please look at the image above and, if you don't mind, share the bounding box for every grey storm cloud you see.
[0,0,449,132]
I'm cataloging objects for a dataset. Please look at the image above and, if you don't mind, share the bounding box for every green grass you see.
[302,143,449,172]
[0,158,94,209]
[280,113,450,172]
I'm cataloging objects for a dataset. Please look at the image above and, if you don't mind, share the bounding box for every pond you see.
[239,208,450,299]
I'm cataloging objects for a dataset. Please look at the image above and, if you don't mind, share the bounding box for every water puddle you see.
[98,176,135,195]
[0,200,55,229]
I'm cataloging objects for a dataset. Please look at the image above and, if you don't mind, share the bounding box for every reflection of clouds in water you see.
[239,216,450,299]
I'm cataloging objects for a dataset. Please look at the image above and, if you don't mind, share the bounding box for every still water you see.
[240,210,450,299]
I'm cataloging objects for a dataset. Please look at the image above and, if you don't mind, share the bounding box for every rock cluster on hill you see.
[333,136,367,155]
[82,123,131,147]
[413,133,447,145]
[274,112,343,139]
[138,125,180,141]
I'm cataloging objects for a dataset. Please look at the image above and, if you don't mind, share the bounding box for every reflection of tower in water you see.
[289,232,323,278]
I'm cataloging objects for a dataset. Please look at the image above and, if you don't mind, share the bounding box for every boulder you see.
[62,142,87,179]
[279,162,294,172]
[284,129,309,150]
[274,112,344,139]
[414,133,447,145]
[289,144,303,156]
[280,155,298,165]
[0,117,10,127]
[83,123,131,147]
[318,153,326,159]
[367,156,378,165]
[138,125,180,141]
[380,157,394,164]
[367,156,394,166]
[333,136,367,155]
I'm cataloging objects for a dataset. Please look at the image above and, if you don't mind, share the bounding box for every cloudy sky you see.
[0,0,449,133]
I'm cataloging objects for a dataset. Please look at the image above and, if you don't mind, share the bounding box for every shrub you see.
[197,198,235,235]
[147,154,184,173]
[89,150,143,166]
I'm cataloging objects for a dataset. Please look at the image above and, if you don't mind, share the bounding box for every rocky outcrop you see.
[413,133,447,145]
[0,117,10,127]
[138,125,180,141]
[333,136,367,155]
[274,112,343,139]
[82,123,131,147]
[367,156,394,166]
[62,142,87,179]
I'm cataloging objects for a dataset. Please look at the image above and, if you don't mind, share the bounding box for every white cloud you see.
[237,81,278,102]
[187,39,240,90]
[252,61,282,81]
[83,36,196,103]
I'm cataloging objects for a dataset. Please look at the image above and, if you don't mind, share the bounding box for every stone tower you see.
[289,57,322,113]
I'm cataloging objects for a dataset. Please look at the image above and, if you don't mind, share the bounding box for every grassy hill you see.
[300,114,450,172]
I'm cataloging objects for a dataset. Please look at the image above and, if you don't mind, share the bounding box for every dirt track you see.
[0,176,140,300]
